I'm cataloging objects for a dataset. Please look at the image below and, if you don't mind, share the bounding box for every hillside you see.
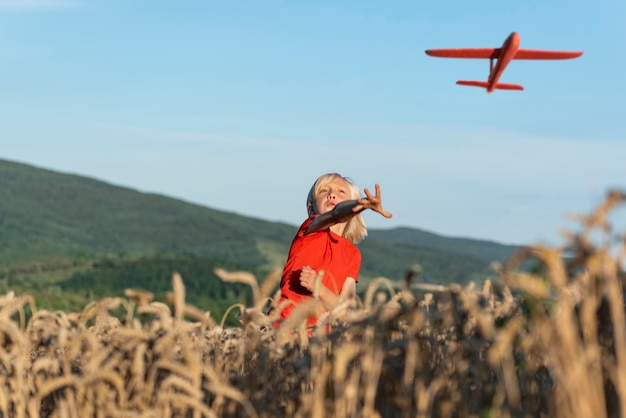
[0,159,519,287]
[367,227,519,270]
[0,159,294,267]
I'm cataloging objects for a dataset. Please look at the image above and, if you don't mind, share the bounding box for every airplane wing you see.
[425,48,583,60]
[457,80,524,90]
[425,48,500,59]
[513,49,583,60]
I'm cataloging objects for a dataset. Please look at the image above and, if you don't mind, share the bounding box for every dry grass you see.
[1,189,625,417]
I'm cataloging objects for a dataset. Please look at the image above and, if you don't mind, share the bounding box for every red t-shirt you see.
[277,216,361,326]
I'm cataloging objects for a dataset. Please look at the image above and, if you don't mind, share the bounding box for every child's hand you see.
[355,184,393,218]
[299,265,318,292]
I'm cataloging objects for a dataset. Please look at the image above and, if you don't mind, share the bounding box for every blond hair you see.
[305,173,367,244]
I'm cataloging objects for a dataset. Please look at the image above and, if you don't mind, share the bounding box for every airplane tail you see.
[456,80,524,91]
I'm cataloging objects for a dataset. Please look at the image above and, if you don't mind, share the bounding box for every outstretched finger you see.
[374,183,382,199]
[379,207,393,218]
[366,184,384,200]
[373,184,393,218]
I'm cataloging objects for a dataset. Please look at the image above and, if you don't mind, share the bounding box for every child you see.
[276,173,392,327]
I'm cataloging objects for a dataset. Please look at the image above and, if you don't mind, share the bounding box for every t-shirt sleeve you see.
[349,250,361,283]
[296,216,316,238]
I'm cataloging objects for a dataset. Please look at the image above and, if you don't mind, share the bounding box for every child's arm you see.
[316,277,356,312]
[305,199,360,235]
[299,265,356,311]
[305,183,392,235]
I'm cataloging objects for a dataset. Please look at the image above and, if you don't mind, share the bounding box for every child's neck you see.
[330,222,346,236]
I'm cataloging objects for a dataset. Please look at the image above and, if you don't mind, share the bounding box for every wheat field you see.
[1,189,625,417]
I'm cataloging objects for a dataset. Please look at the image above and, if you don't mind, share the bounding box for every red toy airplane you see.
[425,32,583,93]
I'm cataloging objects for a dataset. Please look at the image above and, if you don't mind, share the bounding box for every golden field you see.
[1,190,625,418]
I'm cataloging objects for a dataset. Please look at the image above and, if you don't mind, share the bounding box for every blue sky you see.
[1,0,625,246]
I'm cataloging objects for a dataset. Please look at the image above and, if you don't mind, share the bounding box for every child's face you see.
[314,178,351,214]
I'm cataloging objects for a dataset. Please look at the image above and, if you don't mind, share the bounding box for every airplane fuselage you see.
[487,32,521,92]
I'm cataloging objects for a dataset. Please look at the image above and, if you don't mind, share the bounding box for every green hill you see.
[367,227,519,273]
[0,159,294,267]
[0,159,520,307]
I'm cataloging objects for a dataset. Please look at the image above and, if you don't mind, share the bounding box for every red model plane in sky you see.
[425,32,583,93]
